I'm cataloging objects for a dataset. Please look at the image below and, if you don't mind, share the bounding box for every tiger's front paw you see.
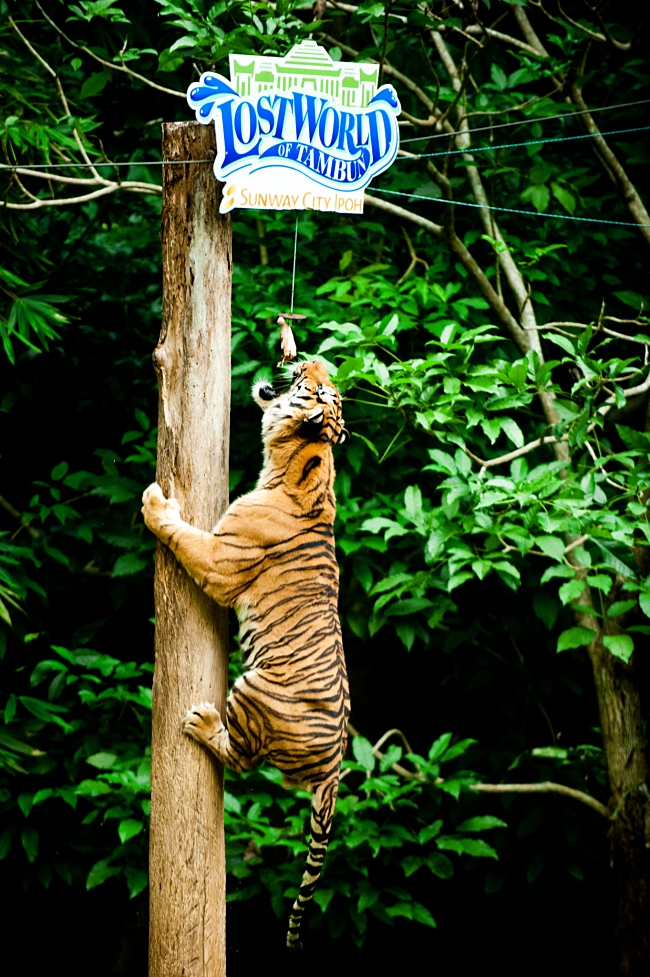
[141,482,182,540]
[182,702,224,745]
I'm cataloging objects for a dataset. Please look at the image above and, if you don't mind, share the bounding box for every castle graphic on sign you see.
[187,40,401,214]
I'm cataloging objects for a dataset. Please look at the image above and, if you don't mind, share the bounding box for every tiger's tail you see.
[286,778,339,951]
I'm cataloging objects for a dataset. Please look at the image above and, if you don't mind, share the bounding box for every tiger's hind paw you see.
[182,701,223,745]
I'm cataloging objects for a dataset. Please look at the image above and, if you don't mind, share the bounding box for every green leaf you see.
[0,730,45,756]
[401,855,425,878]
[314,888,335,913]
[603,634,634,663]
[544,333,575,356]
[436,836,498,859]
[559,579,586,605]
[590,540,634,579]
[86,858,120,890]
[80,72,108,98]
[357,887,379,911]
[76,779,113,797]
[426,852,454,879]
[124,867,148,899]
[551,183,576,215]
[0,828,14,860]
[21,826,38,862]
[379,744,403,772]
[428,733,453,761]
[112,553,148,577]
[418,820,444,845]
[411,902,437,928]
[352,735,375,773]
[613,291,644,310]
[533,591,558,630]
[607,600,636,618]
[51,461,69,481]
[500,418,524,448]
[639,592,650,618]
[118,818,144,843]
[86,752,117,769]
[536,536,565,562]
[223,791,241,815]
[557,627,597,652]
[490,64,507,91]
[457,816,508,832]
[529,184,550,213]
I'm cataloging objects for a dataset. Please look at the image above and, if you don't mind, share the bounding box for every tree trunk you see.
[149,121,231,977]
[590,641,650,975]
[569,569,650,975]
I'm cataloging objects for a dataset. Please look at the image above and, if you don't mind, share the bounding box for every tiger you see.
[141,358,350,951]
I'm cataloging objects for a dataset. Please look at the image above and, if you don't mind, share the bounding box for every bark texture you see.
[568,564,650,976]
[149,121,231,977]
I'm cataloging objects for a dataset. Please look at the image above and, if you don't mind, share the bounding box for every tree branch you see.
[346,724,610,817]
[471,781,610,818]
[1,182,161,210]
[569,84,650,246]
[0,495,39,539]
[464,434,569,469]
[397,226,429,284]
[363,192,443,236]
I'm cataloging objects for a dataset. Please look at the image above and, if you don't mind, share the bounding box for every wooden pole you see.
[149,121,231,977]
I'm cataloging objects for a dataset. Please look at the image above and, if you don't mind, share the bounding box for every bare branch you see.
[471,781,610,819]
[347,722,423,781]
[564,534,590,554]
[10,168,113,187]
[363,192,443,236]
[1,182,161,210]
[598,372,650,416]
[347,723,609,817]
[464,23,541,56]
[569,84,650,246]
[397,226,429,284]
[8,16,55,76]
[511,5,552,57]
[464,434,569,470]
[0,495,39,539]
[556,0,631,49]
[527,321,650,346]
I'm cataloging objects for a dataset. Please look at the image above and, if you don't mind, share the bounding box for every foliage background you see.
[1,0,649,973]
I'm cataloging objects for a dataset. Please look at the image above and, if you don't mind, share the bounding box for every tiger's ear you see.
[252,379,277,411]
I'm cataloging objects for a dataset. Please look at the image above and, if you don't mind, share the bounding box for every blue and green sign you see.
[187,41,401,214]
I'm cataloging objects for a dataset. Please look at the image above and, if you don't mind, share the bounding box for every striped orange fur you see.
[142,359,350,950]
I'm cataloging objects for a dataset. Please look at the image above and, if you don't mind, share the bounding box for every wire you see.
[398,96,650,144]
[398,125,650,161]
[0,159,214,170]
[369,187,650,227]
[1,99,648,169]
[290,214,299,314]
[2,97,648,171]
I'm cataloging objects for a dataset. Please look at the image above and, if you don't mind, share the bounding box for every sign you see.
[186,41,401,214]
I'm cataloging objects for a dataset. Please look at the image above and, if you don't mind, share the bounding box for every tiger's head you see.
[252,360,348,450]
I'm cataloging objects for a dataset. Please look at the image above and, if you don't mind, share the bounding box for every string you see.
[397,125,650,161]
[369,187,650,227]
[3,103,648,172]
[290,214,299,314]
[0,159,215,170]
[1,96,648,170]
[398,96,650,144]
